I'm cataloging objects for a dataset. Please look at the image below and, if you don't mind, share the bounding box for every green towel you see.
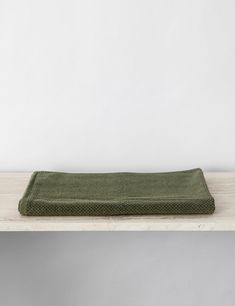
[18,168,215,216]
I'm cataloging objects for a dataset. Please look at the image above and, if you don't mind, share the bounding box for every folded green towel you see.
[18,168,215,216]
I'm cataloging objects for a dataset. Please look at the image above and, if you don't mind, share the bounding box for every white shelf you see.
[0,172,235,231]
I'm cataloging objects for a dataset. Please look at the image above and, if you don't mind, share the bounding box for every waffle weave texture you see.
[18,168,215,216]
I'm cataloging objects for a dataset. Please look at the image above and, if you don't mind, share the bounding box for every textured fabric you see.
[18,168,215,216]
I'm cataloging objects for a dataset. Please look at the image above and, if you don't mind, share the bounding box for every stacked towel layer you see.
[18,168,215,216]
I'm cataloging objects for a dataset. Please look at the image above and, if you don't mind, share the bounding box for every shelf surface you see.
[0,172,235,231]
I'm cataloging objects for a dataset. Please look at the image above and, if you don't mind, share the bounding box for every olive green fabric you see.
[18,168,215,216]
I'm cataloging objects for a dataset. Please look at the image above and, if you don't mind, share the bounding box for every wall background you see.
[0,232,235,306]
[1,0,235,171]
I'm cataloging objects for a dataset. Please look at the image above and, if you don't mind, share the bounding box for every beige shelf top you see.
[0,172,234,231]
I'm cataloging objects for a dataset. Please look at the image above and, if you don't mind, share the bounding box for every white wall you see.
[1,0,235,172]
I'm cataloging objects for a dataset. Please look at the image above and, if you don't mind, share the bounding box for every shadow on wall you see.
[0,232,234,306]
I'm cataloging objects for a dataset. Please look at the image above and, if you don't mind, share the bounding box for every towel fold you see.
[18,168,215,216]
